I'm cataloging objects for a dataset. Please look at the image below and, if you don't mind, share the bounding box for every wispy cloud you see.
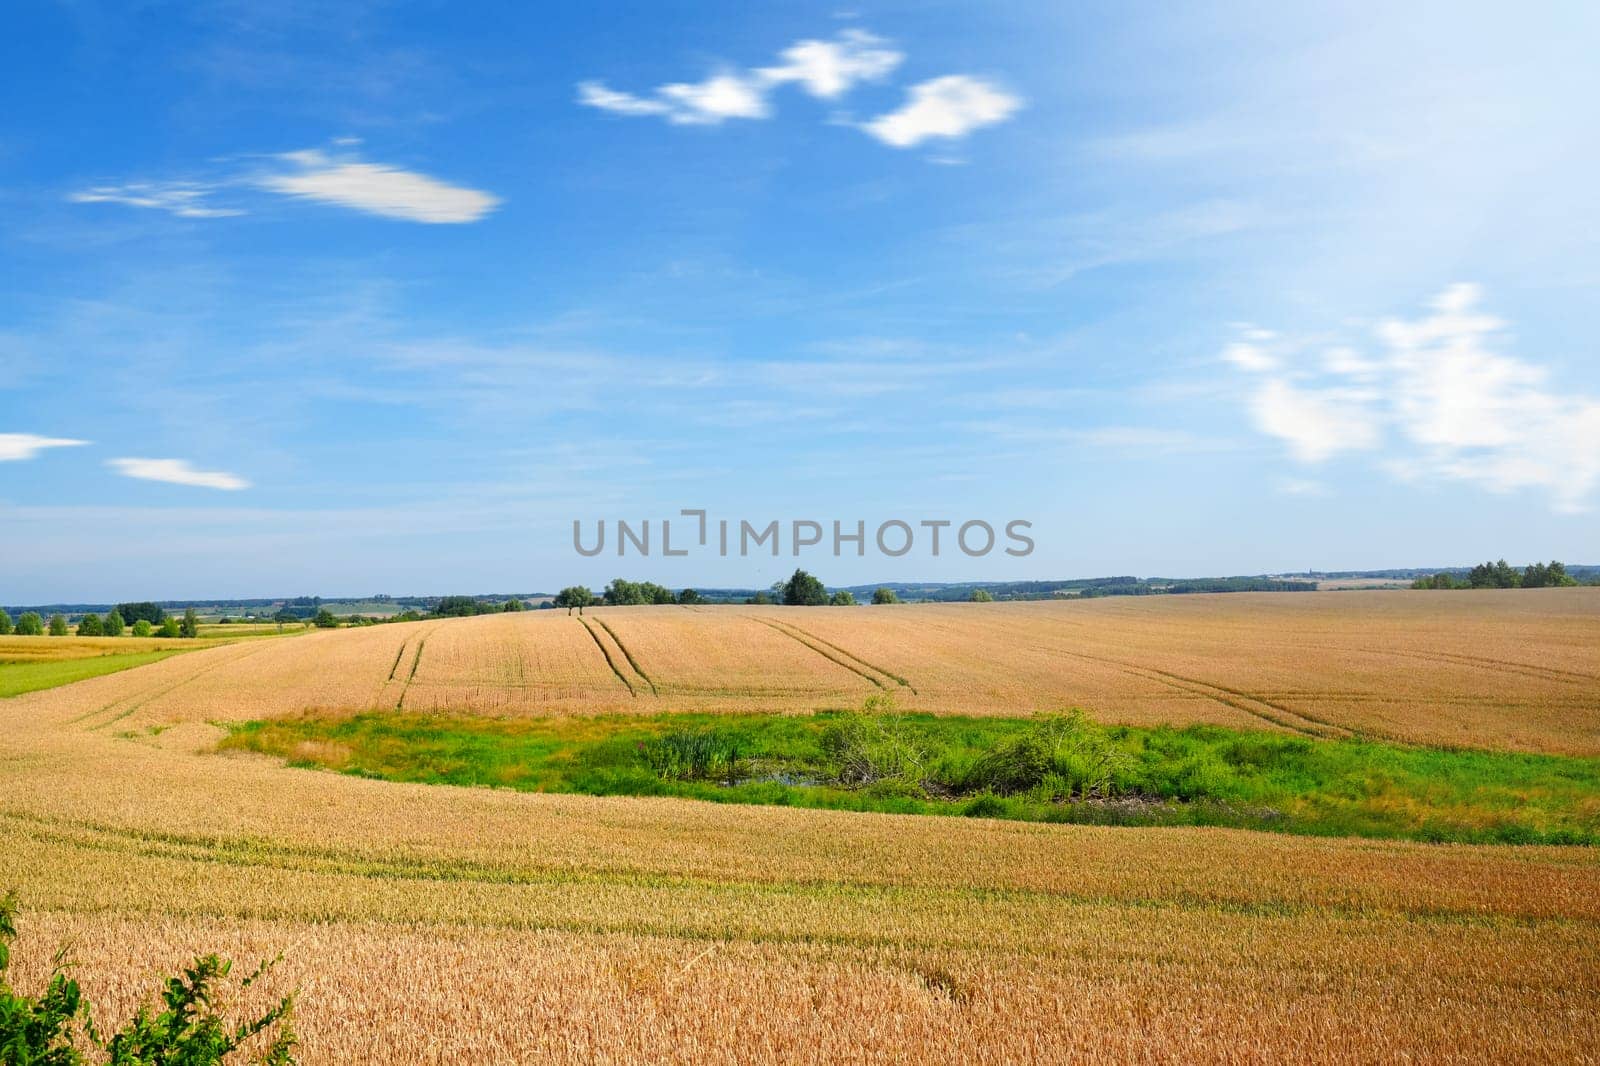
[578,30,1017,149]
[0,434,90,461]
[68,183,242,218]
[108,457,251,490]
[861,75,1021,148]
[68,143,499,224]
[1226,284,1600,512]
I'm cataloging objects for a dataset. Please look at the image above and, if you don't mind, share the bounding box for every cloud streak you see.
[0,434,90,461]
[1226,284,1600,512]
[69,144,499,224]
[108,458,251,490]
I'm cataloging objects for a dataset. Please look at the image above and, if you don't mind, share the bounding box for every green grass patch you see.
[219,705,1600,846]
[0,650,190,698]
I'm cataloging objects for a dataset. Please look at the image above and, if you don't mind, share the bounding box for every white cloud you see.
[862,76,1022,148]
[656,73,771,124]
[578,29,1024,150]
[0,434,89,461]
[108,458,251,491]
[257,149,500,223]
[69,183,241,218]
[1226,284,1600,512]
[757,30,902,98]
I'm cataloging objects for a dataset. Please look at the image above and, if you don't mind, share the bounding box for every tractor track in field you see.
[579,618,640,696]
[72,640,279,732]
[593,618,657,695]
[755,618,894,694]
[762,618,918,695]
[1031,644,1356,739]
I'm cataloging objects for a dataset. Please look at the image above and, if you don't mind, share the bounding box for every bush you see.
[0,891,297,1064]
[821,696,925,787]
[131,620,154,638]
[829,590,856,606]
[871,588,900,605]
[0,609,10,636]
[960,711,1130,800]
[48,615,70,637]
[102,610,124,638]
[311,609,338,629]
[15,613,45,637]
[158,617,182,638]
[76,614,104,637]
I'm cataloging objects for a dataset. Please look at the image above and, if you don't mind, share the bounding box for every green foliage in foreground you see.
[0,652,187,699]
[222,705,1600,846]
[0,891,295,1064]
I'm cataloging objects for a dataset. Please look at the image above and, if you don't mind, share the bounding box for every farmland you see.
[2,590,1599,1062]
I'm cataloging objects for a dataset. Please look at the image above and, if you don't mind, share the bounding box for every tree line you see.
[0,603,199,639]
[1412,560,1584,590]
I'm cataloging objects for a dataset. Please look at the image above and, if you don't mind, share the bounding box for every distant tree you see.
[47,614,69,636]
[272,609,299,626]
[502,599,525,612]
[970,589,995,602]
[781,569,828,606]
[1522,560,1576,588]
[0,609,11,636]
[216,616,234,625]
[131,619,154,638]
[433,596,487,618]
[553,586,595,615]
[1468,559,1521,589]
[179,607,201,638]
[747,591,773,605]
[393,609,424,623]
[677,588,704,605]
[871,587,900,605]
[103,608,125,636]
[312,608,339,629]
[15,612,44,636]
[829,590,857,606]
[76,613,104,636]
[158,616,182,638]
[116,602,166,626]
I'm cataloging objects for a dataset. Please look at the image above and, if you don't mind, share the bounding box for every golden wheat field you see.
[3,590,1599,1063]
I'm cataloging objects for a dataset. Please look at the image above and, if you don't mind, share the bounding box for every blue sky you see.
[3,1,1598,600]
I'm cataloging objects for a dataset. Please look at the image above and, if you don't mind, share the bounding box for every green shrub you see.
[131,620,154,638]
[15,613,44,637]
[820,696,926,787]
[76,614,104,637]
[0,891,296,1064]
[48,615,70,637]
[0,609,11,636]
[960,711,1129,799]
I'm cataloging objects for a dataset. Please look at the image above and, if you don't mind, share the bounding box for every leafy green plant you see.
[643,729,745,784]
[0,891,296,1065]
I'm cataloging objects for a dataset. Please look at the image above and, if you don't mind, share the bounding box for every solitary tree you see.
[502,598,525,612]
[781,569,828,606]
[677,588,704,605]
[970,589,995,602]
[312,608,338,629]
[0,609,11,636]
[553,586,595,615]
[871,587,900,605]
[180,607,201,638]
[15,612,44,636]
[76,613,104,636]
[159,616,182,638]
[829,590,857,606]
[132,619,154,637]
[103,608,125,637]
[47,614,69,636]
